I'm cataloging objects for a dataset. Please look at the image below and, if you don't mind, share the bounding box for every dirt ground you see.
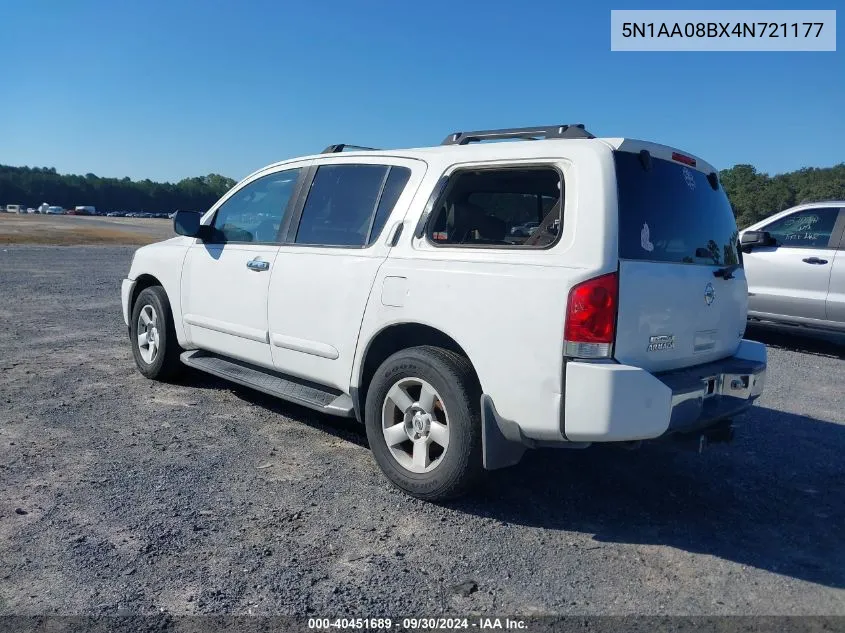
[0,214,174,245]
[0,244,844,618]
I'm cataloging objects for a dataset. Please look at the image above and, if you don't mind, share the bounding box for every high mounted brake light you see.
[564,272,618,359]
[671,152,697,167]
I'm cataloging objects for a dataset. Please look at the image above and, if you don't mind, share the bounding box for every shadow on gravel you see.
[745,323,845,359]
[180,368,368,447]
[177,370,844,590]
[452,406,845,589]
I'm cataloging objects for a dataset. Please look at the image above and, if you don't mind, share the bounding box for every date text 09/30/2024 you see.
[308,617,528,630]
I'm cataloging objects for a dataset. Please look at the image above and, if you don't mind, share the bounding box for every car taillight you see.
[564,272,618,359]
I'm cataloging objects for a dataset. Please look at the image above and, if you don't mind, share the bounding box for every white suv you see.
[121,124,767,500]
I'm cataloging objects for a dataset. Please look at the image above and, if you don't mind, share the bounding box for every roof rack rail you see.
[321,144,380,154]
[441,124,595,146]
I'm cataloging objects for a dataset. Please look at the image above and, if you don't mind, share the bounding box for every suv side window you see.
[295,164,411,247]
[210,168,302,244]
[426,167,563,248]
[763,207,839,248]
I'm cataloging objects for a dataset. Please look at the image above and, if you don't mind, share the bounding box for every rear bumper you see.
[562,339,766,442]
[659,355,765,434]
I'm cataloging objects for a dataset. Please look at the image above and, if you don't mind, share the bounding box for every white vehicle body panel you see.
[181,242,280,367]
[122,237,191,344]
[829,248,845,324]
[741,202,845,331]
[614,261,747,373]
[743,245,834,320]
[268,155,427,391]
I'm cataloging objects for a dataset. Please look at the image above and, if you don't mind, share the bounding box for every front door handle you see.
[246,258,270,272]
[802,257,828,265]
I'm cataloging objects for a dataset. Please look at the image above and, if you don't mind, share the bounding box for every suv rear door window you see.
[295,164,410,247]
[367,167,412,246]
[615,151,739,266]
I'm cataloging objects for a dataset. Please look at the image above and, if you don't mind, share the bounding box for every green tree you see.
[0,165,237,212]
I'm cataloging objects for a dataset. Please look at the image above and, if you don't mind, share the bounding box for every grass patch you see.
[0,214,169,245]
[0,227,160,246]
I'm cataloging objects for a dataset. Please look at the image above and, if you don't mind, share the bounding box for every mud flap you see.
[481,394,526,471]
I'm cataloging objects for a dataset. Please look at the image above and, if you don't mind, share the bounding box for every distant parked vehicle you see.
[106,211,123,217]
[510,221,540,237]
[26,208,36,214]
[6,205,26,214]
[740,201,845,333]
[45,206,65,215]
[71,206,96,216]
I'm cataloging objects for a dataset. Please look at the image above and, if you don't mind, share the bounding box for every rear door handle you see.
[246,258,270,271]
[802,257,828,265]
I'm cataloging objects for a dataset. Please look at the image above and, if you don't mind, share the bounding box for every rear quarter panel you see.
[352,149,620,441]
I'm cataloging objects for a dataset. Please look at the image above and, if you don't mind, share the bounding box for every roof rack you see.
[321,144,380,154]
[441,124,595,146]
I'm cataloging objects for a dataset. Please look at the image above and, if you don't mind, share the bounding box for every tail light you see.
[564,272,618,359]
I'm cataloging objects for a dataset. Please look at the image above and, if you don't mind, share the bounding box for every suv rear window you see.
[427,167,562,248]
[615,151,739,266]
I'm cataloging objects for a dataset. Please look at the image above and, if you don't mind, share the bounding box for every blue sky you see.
[1,0,842,182]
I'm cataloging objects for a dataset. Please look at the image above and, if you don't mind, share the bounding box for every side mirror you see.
[173,211,209,239]
[740,230,774,252]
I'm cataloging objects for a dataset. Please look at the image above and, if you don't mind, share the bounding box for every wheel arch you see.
[130,274,166,313]
[352,322,482,423]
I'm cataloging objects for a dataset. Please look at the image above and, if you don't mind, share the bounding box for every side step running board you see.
[180,350,354,418]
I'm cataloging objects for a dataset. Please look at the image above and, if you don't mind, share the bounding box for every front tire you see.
[130,286,182,381]
[365,346,483,501]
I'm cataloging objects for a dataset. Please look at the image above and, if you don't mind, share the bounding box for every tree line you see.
[720,162,845,227]
[1,161,844,223]
[0,165,237,213]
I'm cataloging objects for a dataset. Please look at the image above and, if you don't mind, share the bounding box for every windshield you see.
[615,151,739,266]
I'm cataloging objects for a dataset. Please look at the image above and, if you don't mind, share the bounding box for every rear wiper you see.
[713,264,740,280]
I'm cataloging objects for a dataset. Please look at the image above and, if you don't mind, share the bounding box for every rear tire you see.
[130,286,182,381]
[365,346,483,500]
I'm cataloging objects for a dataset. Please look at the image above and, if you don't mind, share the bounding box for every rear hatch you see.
[612,146,747,373]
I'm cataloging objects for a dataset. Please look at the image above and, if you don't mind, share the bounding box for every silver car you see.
[740,201,845,332]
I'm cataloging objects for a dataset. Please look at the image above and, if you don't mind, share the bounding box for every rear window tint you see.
[427,167,562,248]
[615,151,739,266]
[295,164,389,247]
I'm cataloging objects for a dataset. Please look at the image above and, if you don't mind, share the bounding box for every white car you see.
[740,201,845,333]
[121,125,767,500]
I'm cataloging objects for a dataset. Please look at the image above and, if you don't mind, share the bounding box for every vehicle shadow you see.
[745,322,845,359]
[453,405,845,589]
[176,369,844,589]
[178,367,369,448]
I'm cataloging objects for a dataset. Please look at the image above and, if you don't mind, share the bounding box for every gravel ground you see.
[0,245,843,617]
